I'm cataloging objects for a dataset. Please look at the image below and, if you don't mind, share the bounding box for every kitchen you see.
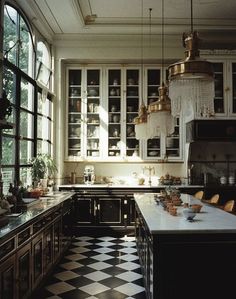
[1,0,236,298]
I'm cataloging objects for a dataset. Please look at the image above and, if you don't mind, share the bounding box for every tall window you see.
[1,4,53,192]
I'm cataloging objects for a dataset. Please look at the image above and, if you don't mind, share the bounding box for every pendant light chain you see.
[161,0,164,82]
[190,0,193,32]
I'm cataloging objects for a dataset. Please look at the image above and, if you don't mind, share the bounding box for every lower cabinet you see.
[135,201,236,299]
[0,196,74,299]
[0,255,17,299]
[135,211,153,299]
[17,242,32,299]
[74,193,126,226]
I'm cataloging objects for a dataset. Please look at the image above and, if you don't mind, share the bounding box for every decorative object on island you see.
[168,0,214,119]
[30,153,58,188]
[148,0,175,137]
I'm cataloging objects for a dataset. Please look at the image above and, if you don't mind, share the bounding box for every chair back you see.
[223,200,235,212]
[210,194,220,204]
[194,191,204,200]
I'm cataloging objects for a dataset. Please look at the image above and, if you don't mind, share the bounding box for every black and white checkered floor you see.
[38,235,147,299]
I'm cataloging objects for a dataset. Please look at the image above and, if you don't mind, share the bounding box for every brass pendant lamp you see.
[147,0,175,137]
[168,0,215,119]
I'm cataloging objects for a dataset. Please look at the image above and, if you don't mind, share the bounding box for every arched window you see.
[3,4,35,77]
[1,4,53,191]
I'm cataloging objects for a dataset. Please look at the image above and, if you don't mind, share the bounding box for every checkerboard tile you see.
[38,234,147,299]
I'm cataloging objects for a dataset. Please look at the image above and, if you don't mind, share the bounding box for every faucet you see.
[143,166,155,186]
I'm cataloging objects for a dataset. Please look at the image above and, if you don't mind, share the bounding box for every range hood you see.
[186,120,236,142]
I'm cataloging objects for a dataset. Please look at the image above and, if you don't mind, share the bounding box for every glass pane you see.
[3,5,17,65]
[20,110,33,138]
[3,67,16,104]
[19,16,31,75]
[2,106,16,135]
[21,79,34,112]
[1,168,14,195]
[37,140,50,155]
[36,62,52,86]
[20,140,33,164]
[37,115,42,138]
[2,137,15,165]
[37,91,43,114]
[37,116,49,140]
[37,41,51,68]
[20,167,32,187]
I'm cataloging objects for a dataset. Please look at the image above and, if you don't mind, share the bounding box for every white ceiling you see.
[17,0,236,45]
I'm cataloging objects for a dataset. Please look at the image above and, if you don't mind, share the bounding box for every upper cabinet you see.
[212,61,236,117]
[65,65,183,162]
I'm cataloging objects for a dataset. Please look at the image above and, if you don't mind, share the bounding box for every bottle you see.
[71,172,76,184]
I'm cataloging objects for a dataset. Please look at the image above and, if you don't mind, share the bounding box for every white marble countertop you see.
[59,184,203,189]
[134,193,236,234]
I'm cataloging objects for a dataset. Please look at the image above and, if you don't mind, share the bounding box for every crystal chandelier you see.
[168,0,215,119]
[147,0,175,137]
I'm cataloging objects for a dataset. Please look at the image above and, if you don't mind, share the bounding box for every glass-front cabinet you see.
[66,65,183,162]
[108,69,122,158]
[211,61,236,117]
[143,67,182,160]
[125,68,140,157]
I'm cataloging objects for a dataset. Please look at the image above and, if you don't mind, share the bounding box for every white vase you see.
[40,178,48,188]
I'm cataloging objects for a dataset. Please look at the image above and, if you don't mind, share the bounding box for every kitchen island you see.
[134,193,236,299]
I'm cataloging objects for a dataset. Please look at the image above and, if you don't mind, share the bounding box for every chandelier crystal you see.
[148,83,175,136]
[168,1,215,119]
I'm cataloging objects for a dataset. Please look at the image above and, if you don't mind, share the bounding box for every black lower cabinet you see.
[74,192,126,227]
[0,255,16,299]
[135,204,236,299]
[17,243,32,299]
[0,195,74,299]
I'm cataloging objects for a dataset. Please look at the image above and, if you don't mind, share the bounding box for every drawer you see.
[0,237,15,261]
[17,227,31,246]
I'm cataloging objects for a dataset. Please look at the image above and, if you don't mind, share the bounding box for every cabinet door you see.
[32,233,43,289]
[97,197,124,226]
[164,117,182,160]
[53,218,61,262]
[125,68,140,158]
[43,227,53,274]
[107,68,123,158]
[67,68,83,159]
[230,62,236,115]
[0,255,16,299]
[85,68,102,158]
[61,207,73,252]
[74,197,95,225]
[17,242,31,299]
[213,62,225,114]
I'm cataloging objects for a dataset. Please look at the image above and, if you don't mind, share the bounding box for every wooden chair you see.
[194,190,204,200]
[222,200,235,213]
[203,194,220,205]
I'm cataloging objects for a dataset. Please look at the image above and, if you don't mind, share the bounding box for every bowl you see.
[190,204,203,213]
[182,207,196,221]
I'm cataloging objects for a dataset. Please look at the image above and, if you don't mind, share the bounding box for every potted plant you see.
[30,154,58,188]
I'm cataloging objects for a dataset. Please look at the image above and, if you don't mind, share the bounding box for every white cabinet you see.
[143,67,182,161]
[211,61,236,117]
[65,64,183,162]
